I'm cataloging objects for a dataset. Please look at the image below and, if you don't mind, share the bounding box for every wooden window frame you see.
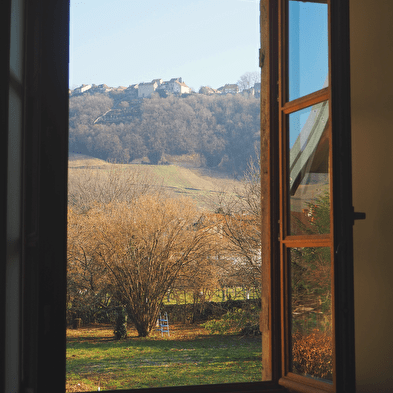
[260,0,355,392]
[279,0,334,391]
[1,0,354,392]
[5,1,286,392]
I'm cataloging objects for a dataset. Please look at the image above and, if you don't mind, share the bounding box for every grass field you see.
[68,153,241,208]
[66,322,262,392]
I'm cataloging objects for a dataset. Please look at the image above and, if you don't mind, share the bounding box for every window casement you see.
[260,0,355,392]
[279,0,334,391]
[3,0,354,392]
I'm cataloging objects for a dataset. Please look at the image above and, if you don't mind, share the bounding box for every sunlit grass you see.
[66,322,262,391]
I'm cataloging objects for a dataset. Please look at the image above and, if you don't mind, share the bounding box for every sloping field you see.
[68,153,241,208]
[69,153,112,168]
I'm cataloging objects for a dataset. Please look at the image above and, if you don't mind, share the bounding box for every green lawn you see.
[66,323,262,392]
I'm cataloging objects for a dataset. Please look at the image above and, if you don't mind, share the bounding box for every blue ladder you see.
[157,312,170,336]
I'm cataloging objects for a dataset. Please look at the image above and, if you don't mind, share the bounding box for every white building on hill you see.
[138,80,159,98]
[138,77,191,97]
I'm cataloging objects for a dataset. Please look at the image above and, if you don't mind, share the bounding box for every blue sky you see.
[69,0,260,90]
[288,1,328,101]
[288,1,328,146]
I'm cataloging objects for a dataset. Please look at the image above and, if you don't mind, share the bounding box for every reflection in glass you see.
[288,101,330,236]
[289,247,332,382]
[288,0,328,101]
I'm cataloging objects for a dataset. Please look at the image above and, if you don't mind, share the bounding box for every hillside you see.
[69,153,242,208]
[68,92,260,177]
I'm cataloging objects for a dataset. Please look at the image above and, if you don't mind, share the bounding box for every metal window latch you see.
[352,207,366,224]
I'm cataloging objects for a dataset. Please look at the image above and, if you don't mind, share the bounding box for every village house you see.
[124,84,139,98]
[199,86,220,95]
[96,83,112,93]
[72,83,92,95]
[241,82,261,98]
[152,78,163,86]
[157,77,191,95]
[217,83,239,94]
[241,86,256,96]
[138,77,191,97]
[138,80,159,98]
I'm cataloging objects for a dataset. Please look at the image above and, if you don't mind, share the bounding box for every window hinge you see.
[259,48,264,68]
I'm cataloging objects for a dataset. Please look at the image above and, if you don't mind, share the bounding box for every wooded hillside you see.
[69,93,260,177]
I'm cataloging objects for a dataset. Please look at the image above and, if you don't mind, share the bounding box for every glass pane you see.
[288,0,328,101]
[288,101,330,236]
[289,247,333,382]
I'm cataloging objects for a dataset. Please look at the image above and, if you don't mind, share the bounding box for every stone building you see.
[138,80,159,98]
[217,83,239,94]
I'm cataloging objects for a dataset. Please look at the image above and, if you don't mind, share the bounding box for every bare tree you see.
[237,71,261,92]
[68,163,158,213]
[67,208,112,323]
[72,195,217,337]
[67,162,165,323]
[211,158,262,293]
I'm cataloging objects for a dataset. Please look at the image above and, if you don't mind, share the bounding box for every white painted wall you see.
[138,82,157,98]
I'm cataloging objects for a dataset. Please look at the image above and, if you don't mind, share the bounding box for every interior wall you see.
[350,1,393,392]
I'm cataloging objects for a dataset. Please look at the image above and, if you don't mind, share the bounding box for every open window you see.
[260,0,355,392]
[3,0,355,392]
[279,1,334,390]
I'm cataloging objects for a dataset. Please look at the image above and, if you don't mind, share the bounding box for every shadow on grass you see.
[66,323,262,391]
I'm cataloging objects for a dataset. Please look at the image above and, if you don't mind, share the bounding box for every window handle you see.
[353,212,366,220]
[352,207,366,224]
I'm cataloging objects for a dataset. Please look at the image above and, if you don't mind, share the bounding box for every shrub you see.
[239,322,261,336]
[113,307,128,339]
[202,306,260,335]
[292,329,333,380]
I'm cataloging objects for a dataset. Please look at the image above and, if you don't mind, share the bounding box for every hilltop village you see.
[69,76,261,171]
[70,77,261,99]
[69,77,261,126]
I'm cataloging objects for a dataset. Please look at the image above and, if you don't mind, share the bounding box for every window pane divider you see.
[281,235,331,247]
[282,88,329,115]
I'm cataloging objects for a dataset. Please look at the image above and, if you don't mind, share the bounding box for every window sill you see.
[279,375,334,393]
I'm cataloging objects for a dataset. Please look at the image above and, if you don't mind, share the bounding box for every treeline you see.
[69,93,260,176]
